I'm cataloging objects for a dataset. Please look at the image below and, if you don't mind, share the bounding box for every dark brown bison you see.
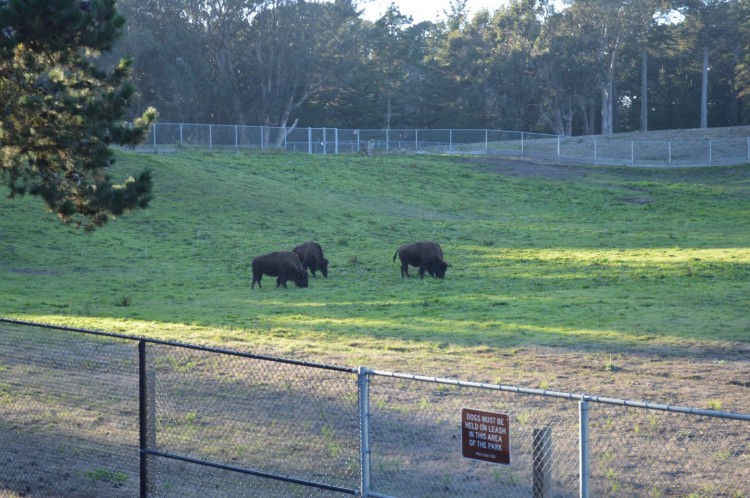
[251,251,309,289]
[293,241,329,278]
[393,241,449,279]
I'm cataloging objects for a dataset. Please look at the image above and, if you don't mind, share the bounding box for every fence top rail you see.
[0,317,357,374]
[366,368,750,422]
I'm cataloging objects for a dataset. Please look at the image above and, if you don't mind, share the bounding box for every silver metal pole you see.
[308,127,312,155]
[594,138,598,164]
[521,132,524,156]
[235,125,238,149]
[579,400,590,498]
[631,141,634,164]
[669,141,672,165]
[709,140,712,165]
[209,124,213,149]
[358,367,372,497]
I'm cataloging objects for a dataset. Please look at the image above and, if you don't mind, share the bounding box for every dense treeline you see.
[110,0,750,136]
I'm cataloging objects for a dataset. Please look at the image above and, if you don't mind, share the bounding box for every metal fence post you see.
[557,135,561,163]
[139,341,156,497]
[358,367,372,498]
[416,129,419,152]
[594,138,597,165]
[709,140,713,165]
[335,128,339,154]
[308,127,312,155]
[579,400,590,498]
[669,141,672,165]
[179,123,183,146]
[209,124,213,149]
[521,132,524,156]
[153,123,157,150]
[631,141,634,164]
[235,125,238,149]
[449,129,453,154]
[533,427,552,498]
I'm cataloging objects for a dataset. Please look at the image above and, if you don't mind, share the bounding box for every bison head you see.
[433,260,449,278]
[294,270,309,288]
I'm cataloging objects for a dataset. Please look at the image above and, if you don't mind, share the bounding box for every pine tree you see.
[0,0,157,231]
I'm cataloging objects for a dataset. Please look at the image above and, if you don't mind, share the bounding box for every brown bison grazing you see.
[251,251,309,289]
[292,241,329,278]
[393,241,449,278]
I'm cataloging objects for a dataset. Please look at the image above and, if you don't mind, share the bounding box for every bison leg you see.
[400,262,410,278]
[276,276,289,289]
[251,274,262,289]
[418,266,427,279]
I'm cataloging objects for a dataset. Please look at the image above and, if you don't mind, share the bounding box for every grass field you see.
[1,149,749,410]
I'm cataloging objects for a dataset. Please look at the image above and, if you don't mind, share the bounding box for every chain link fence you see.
[132,122,750,167]
[1,318,749,497]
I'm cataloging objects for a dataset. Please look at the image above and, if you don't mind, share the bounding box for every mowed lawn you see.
[1,150,749,388]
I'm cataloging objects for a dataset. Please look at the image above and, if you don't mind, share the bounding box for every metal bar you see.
[367,368,750,421]
[359,367,372,497]
[579,401,590,498]
[142,449,358,495]
[139,341,150,497]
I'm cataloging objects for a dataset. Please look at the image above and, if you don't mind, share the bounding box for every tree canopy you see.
[1,0,157,231]
[109,0,750,135]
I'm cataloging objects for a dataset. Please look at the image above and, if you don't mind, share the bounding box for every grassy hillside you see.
[1,150,749,382]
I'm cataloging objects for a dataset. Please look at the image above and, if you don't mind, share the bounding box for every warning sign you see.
[461,408,510,465]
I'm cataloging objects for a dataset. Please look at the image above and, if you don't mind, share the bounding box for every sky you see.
[361,0,512,23]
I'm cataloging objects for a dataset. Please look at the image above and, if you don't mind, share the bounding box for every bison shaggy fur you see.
[251,251,309,289]
[292,241,329,278]
[393,241,449,279]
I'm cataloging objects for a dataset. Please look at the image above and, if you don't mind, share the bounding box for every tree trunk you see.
[640,48,648,132]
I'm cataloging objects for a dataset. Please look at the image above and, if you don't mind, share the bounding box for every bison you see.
[251,251,309,289]
[393,241,449,279]
[293,241,329,278]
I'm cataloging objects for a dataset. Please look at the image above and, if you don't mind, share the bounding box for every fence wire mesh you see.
[144,343,360,496]
[134,123,750,167]
[0,322,140,497]
[367,375,581,497]
[1,319,749,497]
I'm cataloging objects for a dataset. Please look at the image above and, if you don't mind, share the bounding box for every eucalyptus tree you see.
[246,0,361,143]
[562,0,635,135]
[680,0,733,128]
[110,0,214,123]
[0,0,157,231]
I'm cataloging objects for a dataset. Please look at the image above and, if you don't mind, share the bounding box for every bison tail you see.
[392,250,399,262]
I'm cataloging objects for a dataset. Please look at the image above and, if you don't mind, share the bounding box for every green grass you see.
[1,150,749,372]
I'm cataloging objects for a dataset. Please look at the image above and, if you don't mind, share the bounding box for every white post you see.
[521,132,524,156]
[557,135,561,163]
[709,140,712,165]
[179,123,183,145]
[631,141,634,164]
[415,129,419,151]
[669,141,672,165]
[485,129,488,153]
[308,127,312,155]
[235,125,238,149]
[209,124,212,149]
[449,129,453,154]
[335,128,339,154]
[260,126,264,150]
